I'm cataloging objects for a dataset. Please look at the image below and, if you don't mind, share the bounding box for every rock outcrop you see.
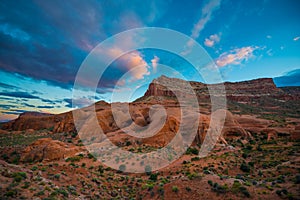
[143,76,290,102]
[20,138,84,162]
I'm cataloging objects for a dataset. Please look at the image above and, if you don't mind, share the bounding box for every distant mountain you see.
[274,69,300,87]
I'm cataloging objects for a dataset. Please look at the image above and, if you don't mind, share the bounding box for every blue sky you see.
[0,0,299,121]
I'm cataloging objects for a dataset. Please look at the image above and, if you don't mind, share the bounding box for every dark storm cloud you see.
[0,0,166,90]
[0,82,19,90]
[0,104,18,110]
[274,69,300,87]
[21,103,36,108]
[0,91,40,99]
[37,105,55,109]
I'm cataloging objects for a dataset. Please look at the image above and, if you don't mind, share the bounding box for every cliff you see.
[142,76,289,102]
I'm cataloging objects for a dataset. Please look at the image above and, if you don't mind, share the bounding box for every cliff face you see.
[143,76,292,102]
[2,76,299,135]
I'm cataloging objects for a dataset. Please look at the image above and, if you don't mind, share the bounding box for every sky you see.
[0,0,299,122]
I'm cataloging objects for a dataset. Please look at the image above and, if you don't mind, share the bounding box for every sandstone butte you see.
[1,75,299,163]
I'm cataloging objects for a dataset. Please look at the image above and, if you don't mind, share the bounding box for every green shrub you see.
[65,156,81,162]
[172,186,179,193]
[5,189,17,197]
[149,173,158,181]
[295,175,300,184]
[191,157,200,161]
[186,147,199,155]
[240,163,250,173]
[212,183,228,194]
[12,172,27,182]
[231,180,250,197]
[54,174,60,180]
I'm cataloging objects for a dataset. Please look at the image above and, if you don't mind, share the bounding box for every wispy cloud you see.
[37,105,55,109]
[215,46,259,67]
[64,98,94,108]
[204,33,221,47]
[0,91,40,99]
[182,0,221,54]
[151,56,160,73]
[293,36,300,41]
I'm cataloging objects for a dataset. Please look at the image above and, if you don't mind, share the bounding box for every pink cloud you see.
[103,47,150,80]
[215,46,259,67]
[204,34,221,47]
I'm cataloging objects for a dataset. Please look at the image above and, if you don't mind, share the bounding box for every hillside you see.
[0,76,299,199]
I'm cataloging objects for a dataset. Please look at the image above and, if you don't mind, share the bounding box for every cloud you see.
[266,49,273,56]
[293,36,300,41]
[64,98,94,108]
[215,46,259,67]
[0,82,19,90]
[0,91,40,99]
[0,104,18,110]
[120,51,150,80]
[151,56,160,73]
[21,103,36,108]
[0,1,166,91]
[97,40,150,81]
[204,34,221,47]
[182,0,221,54]
[37,105,55,109]
[274,69,300,87]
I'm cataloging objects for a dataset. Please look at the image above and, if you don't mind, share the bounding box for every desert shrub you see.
[12,172,27,182]
[2,153,9,161]
[231,180,250,197]
[21,181,30,189]
[185,186,191,192]
[257,145,263,151]
[240,162,251,173]
[71,132,78,138]
[239,186,250,197]
[87,153,94,159]
[5,189,17,197]
[172,186,179,193]
[186,147,199,155]
[242,153,248,159]
[295,175,300,184]
[65,156,81,162]
[54,173,60,180]
[191,157,200,161]
[142,183,154,191]
[149,173,158,181]
[212,182,229,194]
[145,165,152,175]
[158,186,164,195]
[118,164,126,172]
